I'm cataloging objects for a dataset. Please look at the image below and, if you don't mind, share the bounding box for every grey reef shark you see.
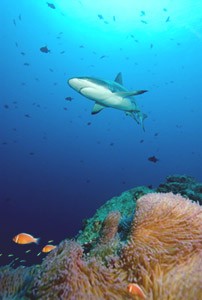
[68,72,148,130]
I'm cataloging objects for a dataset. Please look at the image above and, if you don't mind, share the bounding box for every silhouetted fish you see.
[148,156,159,163]
[98,14,104,19]
[166,16,170,22]
[40,46,50,53]
[65,96,73,101]
[47,2,56,9]
[141,20,148,24]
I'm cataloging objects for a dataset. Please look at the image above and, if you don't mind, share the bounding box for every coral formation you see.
[157,174,202,204]
[0,176,202,300]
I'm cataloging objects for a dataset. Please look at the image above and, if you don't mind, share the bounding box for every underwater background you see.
[1,0,202,266]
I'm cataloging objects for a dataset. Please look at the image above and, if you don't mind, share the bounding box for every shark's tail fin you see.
[140,113,147,131]
[126,111,147,131]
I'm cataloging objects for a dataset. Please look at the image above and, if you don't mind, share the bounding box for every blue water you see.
[1,0,202,266]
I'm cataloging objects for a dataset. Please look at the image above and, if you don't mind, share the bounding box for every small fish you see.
[40,46,50,53]
[13,233,40,244]
[140,10,146,16]
[127,283,146,299]
[37,252,41,256]
[98,14,103,20]
[42,245,56,253]
[148,156,159,163]
[166,16,170,22]
[25,249,31,253]
[13,19,16,26]
[19,14,22,21]
[113,16,116,21]
[8,254,14,257]
[48,240,54,243]
[60,51,65,54]
[24,62,30,66]
[24,114,31,118]
[100,55,107,59]
[47,2,56,9]
[141,20,148,24]
[21,52,26,55]
[65,96,73,101]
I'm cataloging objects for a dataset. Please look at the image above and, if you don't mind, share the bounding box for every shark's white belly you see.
[81,86,136,112]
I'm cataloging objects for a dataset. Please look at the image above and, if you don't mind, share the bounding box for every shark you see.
[68,72,148,130]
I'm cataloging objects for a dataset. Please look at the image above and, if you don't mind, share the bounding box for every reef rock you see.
[0,177,202,300]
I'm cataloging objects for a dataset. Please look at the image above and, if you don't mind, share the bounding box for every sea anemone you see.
[120,192,202,298]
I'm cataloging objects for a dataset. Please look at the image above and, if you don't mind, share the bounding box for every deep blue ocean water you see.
[1,0,202,266]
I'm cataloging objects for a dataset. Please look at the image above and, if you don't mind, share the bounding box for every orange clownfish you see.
[42,245,56,253]
[13,233,40,245]
[127,283,146,299]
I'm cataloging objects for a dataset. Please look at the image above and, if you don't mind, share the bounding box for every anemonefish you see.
[42,245,56,253]
[127,283,146,299]
[13,233,40,245]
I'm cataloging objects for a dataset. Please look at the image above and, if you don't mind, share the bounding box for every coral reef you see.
[0,176,202,299]
[157,174,202,204]
[77,185,153,245]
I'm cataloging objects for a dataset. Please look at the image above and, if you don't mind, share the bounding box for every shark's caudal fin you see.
[126,112,147,131]
[114,72,123,85]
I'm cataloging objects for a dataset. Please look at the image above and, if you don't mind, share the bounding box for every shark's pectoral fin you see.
[134,90,148,95]
[91,102,105,114]
[115,90,148,98]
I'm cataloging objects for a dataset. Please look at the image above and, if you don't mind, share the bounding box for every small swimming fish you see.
[98,14,104,20]
[148,155,159,163]
[127,283,146,299]
[65,96,73,101]
[40,46,50,53]
[47,2,56,9]
[42,245,56,253]
[13,233,40,244]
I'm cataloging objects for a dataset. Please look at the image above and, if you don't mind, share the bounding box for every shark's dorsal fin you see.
[114,90,148,98]
[114,72,123,85]
[91,102,105,114]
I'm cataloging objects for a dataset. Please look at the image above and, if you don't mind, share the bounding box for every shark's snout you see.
[68,78,82,92]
